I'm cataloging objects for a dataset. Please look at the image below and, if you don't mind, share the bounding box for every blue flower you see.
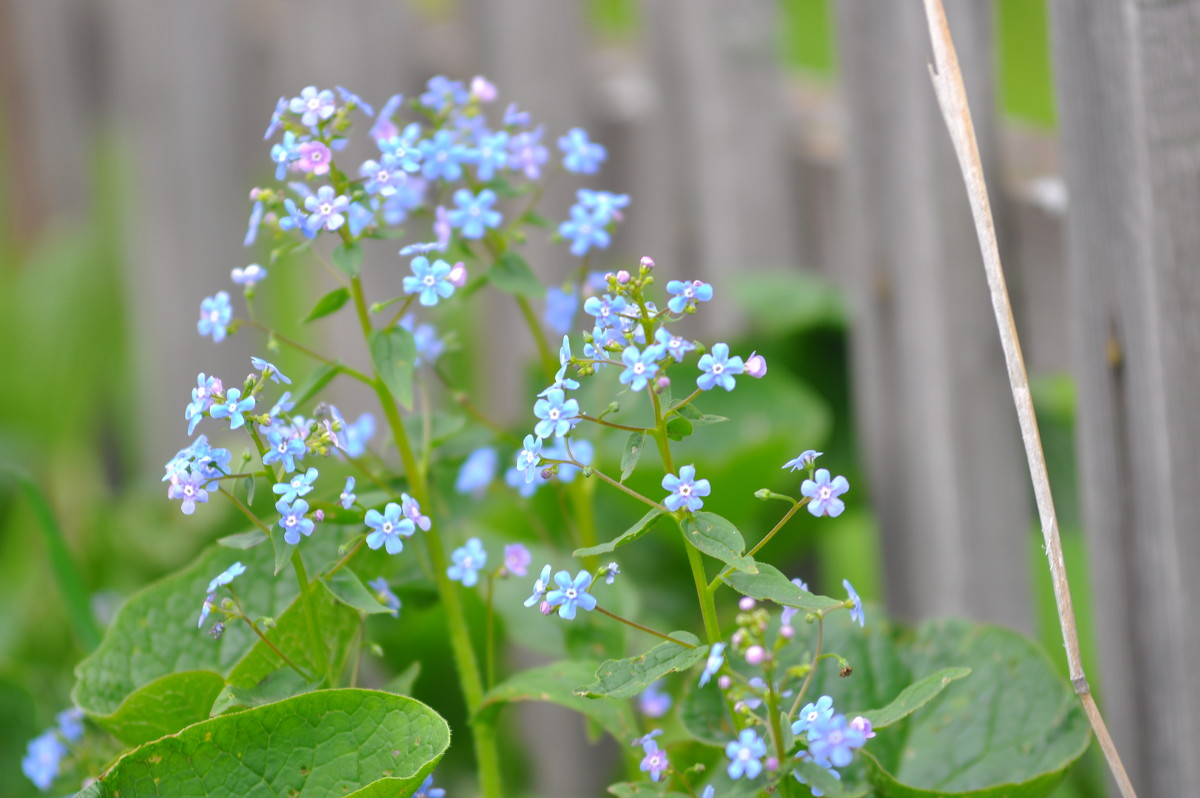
[543,437,593,482]
[504,543,531,577]
[698,641,726,687]
[198,291,233,343]
[524,564,553,607]
[335,85,374,116]
[545,569,597,620]
[697,343,745,392]
[515,434,543,484]
[244,199,265,245]
[808,713,868,768]
[783,450,822,471]
[289,86,336,127]
[206,561,247,594]
[471,130,510,180]
[232,264,267,286]
[619,345,660,392]
[279,197,318,239]
[558,128,606,174]
[508,127,549,179]
[305,186,350,232]
[365,502,415,554]
[640,737,670,782]
[368,577,401,617]
[401,492,431,531]
[448,188,502,239]
[604,561,620,584]
[348,201,375,237]
[413,774,446,798]
[583,293,629,329]
[544,287,578,334]
[654,327,696,363]
[359,153,406,197]
[725,729,767,780]
[639,681,672,718]
[378,121,423,171]
[576,189,630,224]
[801,469,850,518]
[419,129,469,181]
[185,373,223,435]
[263,429,306,473]
[420,75,469,111]
[662,465,711,513]
[340,476,357,510]
[666,279,714,314]
[252,356,291,385]
[701,787,715,798]
[403,256,456,306]
[507,462,544,497]
[56,708,84,743]
[794,750,842,797]
[456,447,497,495]
[533,388,580,439]
[264,96,287,139]
[448,537,488,587]
[558,204,611,256]
[273,467,318,503]
[339,412,376,457]
[209,388,255,430]
[277,499,315,546]
[270,130,301,180]
[22,730,66,791]
[843,579,865,627]
[792,695,835,738]
[270,392,295,419]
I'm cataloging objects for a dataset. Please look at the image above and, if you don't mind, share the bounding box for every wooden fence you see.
[2,1,1196,795]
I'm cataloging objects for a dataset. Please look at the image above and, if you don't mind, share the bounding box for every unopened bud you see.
[718,674,732,690]
[654,376,670,393]
[470,76,497,102]
[640,256,655,270]
[780,624,795,639]
[616,269,631,284]
[766,757,780,772]
[313,509,325,522]
[745,645,766,666]
[738,596,756,612]
[209,622,226,640]
[745,351,768,378]
[539,600,553,616]
[448,261,468,287]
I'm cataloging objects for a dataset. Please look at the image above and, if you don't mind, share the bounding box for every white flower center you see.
[712,363,724,374]
[633,363,645,374]
[382,522,393,534]
[565,588,577,599]
[819,486,831,500]
[424,274,436,286]
[319,202,333,215]
[679,484,692,496]
[548,409,560,420]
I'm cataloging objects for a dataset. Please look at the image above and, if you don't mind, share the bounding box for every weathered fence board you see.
[834,0,1033,633]
[1051,1,1200,794]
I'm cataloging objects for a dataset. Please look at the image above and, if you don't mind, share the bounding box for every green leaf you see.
[292,363,338,407]
[664,414,693,441]
[76,689,448,798]
[519,210,552,228]
[303,286,351,323]
[320,569,398,616]
[868,621,1090,798]
[370,327,417,410]
[210,668,316,716]
[488,251,544,297]
[332,241,363,278]
[573,509,663,558]
[383,662,421,697]
[480,661,639,745]
[859,666,971,730]
[620,431,645,482]
[72,537,340,745]
[722,563,844,612]
[680,677,733,745]
[243,474,256,505]
[217,529,267,550]
[681,512,758,574]
[674,403,728,426]
[402,411,467,448]
[575,633,706,699]
[796,757,847,796]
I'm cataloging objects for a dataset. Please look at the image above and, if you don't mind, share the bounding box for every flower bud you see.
[616,269,631,284]
[539,600,553,616]
[718,674,732,690]
[209,622,226,640]
[766,757,780,772]
[654,376,670,393]
[640,256,655,270]
[313,509,325,522]
[738,596,756,612]
[745,645,766,666]
[780,624,795,638]
[448,261,468,287]
[470,76,497,103]
[745,351,768,378]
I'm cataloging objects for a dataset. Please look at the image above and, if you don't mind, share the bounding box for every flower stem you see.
[593,606,696,648]
[788,616,824,718]
[708,499,808,592]
[228,588,314,682]
[243,319,373,385]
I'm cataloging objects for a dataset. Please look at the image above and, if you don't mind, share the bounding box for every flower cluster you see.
[792,695,874,792]
[21,708,84,792]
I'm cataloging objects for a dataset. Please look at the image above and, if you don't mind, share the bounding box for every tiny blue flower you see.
[419,129,469,181]
[270,130,301,179]
[22,730,66,791]
[544,287,578,334]
[508,127,549,179]
[335,85,374,116]
[209,388,255,430]
[305,186,350,232]
[198,291,233,343]
[273,467,318,503]
[401,492,431,531]
[264,96,287,139]
[783,450,822,471]
[368,577,401,617]
[666,279,714,314]
[448,537,488,587]
[185,373,223,435]
[289,86,336,127]
[533,388,581,439]
[655,327,696,363]
[448,188,502,239]
[515,434,543,483]
[545,569,598,620]
[558,204,611,256]
[252,356,291,384]
[576,189,630,224]
[277,498,315,546]
[456,447,497,495]
[639,681,672,718]
[640,737,670,782]
[471,130,510,180]
[270,391,295,418]
[413,774,446,798]
[403,256,456,306]
[699,641,726,687]
[619,345,660,392]
[419,75,469,111]
[263,428,306,473]
[56,708,85,743]
[340,476,356,510]
[244,199,265,246]
[504,543,531,576]
[279,197,318,239]
[663,465,711,513]
[725,729,767,780]
[206,561,247,594]
[604,561,620,585]
[844,579,865,627]
[377,122,423,172]
[697,343,745,392]
[168,471,209,515]
[801,469,850,518]
[808,713,868,768]
[347,200,375,237]
[232,263,267,286]
[339,412,376,458]
[583,293,628,329]
[558,128,606,174]
[792,695,835,738]
[525,564,553,607]
[365,502,415,555]
[359,153,406,197]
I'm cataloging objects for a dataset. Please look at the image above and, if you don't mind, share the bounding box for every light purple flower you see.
[289,86,336,127]
[304,186,349,232]
[504,543,531,577]
[801,469,850,517]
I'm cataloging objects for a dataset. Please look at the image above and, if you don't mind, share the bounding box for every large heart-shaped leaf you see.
[722,563,844,612]
[74,689,448,797]
[681,512,758,574]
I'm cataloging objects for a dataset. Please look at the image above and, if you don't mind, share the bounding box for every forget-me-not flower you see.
[448,538,488,587]
[305,186,350,232]
[663,465,710,513]
[403,256,456,306]
[783,450,822,471]
[533,388,580,439]
[273,467,318,503]
[697,343,745,392]
[619,345,661,392]
[277,498,315,546]
[365,502,416,555]
[524,564,553,607]
[209,388,255,430]
[449,188,502,239]
[252,356,291,384]
[340,476,356,510]
[401,492,431,531]
[289,86,336,127]
[698,641,726,687]
[263,428,306,473]
[801,469,850,518]
[558,204,611,256]
[844,579,865,627]
[725,729,767,780]
[558,128,606,173]
[198,291,233,343]
[456,447,497,495]
[666,279,714,314]
[545,569,598,620]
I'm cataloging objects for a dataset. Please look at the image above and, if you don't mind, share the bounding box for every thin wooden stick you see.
[918,3,1137,796]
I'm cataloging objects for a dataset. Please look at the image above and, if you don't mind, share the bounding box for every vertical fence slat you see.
[1051,2,1200,794]
[834,0,1032,631]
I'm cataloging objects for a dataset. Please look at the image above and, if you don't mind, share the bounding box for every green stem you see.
[485,574,496,689]
[515,294,558,379]
[789,616,825,718]
[709,499,808,592]
[243,319,373,385]
[228,588,315,681]
[683,527,722,644]
[578,414,650,433]
[667,387,704,414]
[594,606,696,647]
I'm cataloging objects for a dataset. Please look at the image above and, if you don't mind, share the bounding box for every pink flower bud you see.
[539,600,553,616]
[448,261,468,287]
[470,76,497,103]
[780,624,795,639]
[717,674,732,690]
[745,351,768,378]
[616,269,631,284]
[654,376,670,393]
[766,757,780,772]
[640,256,655,270]
[739,596,756,611]
[313,509,325,522]
[745,645,766,666]
[249,187,263,201]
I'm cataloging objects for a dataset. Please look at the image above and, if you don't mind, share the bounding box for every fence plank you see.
[1050,2,1200,794]
[834,0,1032,632]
